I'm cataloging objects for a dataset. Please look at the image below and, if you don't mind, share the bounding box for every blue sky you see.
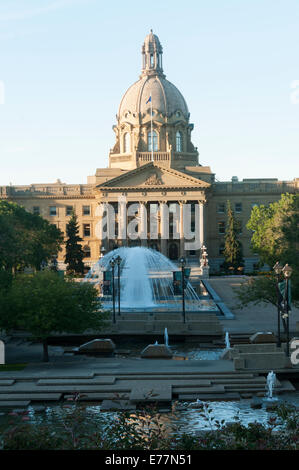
[0,0,298,185]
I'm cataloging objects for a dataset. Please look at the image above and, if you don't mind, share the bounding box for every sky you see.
[0,0,298,186]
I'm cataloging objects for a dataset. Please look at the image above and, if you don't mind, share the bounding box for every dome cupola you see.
[141,29,164,78]
[109,32,199,171]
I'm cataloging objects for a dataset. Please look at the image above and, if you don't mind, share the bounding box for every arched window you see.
[124,132,130,153]
[176,131,182,152]
[148,130,158,151]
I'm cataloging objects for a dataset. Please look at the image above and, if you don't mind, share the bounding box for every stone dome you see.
[118,75,189,119]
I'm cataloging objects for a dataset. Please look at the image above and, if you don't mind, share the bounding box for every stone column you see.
[179,200,185,257]
[96,202,109,253]
[139,201,147,246]
[159,201,168,256]
[118,196,127,245]
[199,201,205,248]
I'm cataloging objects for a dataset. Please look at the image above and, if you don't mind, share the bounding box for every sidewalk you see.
[208,276,299,334]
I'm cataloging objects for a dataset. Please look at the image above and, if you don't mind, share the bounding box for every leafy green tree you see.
[223,200,244,273]
[236,193,299,307]
[0,271,109,361]
[0,201,63,272]
[65,211,85,275]
[247,193,299,268]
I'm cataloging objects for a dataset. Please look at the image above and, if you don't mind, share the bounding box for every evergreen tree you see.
[65,211,85,275]
[223,200,244,273]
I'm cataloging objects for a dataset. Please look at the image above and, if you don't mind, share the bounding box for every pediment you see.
[96,163,210,190]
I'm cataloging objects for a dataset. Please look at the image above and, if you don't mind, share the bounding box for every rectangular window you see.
[83,224,91,237]
[218,221,225,234]
[49,206,57,216]
[217,203,225,213]
[82,205,90,216]
[235,203,242,213]
[219,244,225,255]
[33,206,40,215]
[66,205,73,216]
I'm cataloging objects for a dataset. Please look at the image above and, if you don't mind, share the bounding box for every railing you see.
[137,152,170,162]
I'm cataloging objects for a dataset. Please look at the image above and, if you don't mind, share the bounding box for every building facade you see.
[1,31,298,272]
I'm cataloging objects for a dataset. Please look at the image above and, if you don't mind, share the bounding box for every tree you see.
[236,193,299,308]
[247,193,299,269]
[65,211,85,276]
[223,200,244,273]
[0,271,109,361]
[0,201,63,272]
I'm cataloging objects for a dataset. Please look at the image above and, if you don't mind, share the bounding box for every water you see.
[1,392,298,436]
[164,328,169,347]
[85,247,218,312]
[266,371,278,401]
[225,331,231,349]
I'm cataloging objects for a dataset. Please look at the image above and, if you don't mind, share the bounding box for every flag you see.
[146,96,152,104]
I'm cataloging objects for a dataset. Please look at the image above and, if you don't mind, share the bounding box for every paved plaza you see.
[210,276,299,334]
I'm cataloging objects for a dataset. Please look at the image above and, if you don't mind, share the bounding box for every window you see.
[66,205,73,216]
[219,244,225,255]
[83,224,91,237]
[83,205,90,216]
[217,203,225,213]
[189,250,196,256]
[235,203,242,213]
[33,206,40,215]
[49,206,57,216]
[83,245,91,258]
[147,130,158,151]
[176,131,182,152]
[150,54,154,67]
[218,221,225,234]
[124,132,130,153]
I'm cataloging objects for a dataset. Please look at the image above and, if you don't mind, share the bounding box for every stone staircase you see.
[0,371,295,409]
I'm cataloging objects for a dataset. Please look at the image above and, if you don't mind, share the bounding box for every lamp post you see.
[109,258,116,324]
[115,255,122,316]
[179,256,186,323]
[282,264,292,357]
[273,261,283,348]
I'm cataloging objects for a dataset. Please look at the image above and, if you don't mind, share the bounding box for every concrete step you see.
[0,384,131,393]
[130,384,172,403]
[178,393,241,401]
[280,380,296,392]
[37,377,116,386]
[211,378,266,385]
[64,393,130,401]
[0,393,62,401]
[173,385,225,395]
[98,372,257,379]
[0,401,31,408]
[0,380,15,385]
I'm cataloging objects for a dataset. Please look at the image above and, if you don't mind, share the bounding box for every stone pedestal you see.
[141,343,173,358]
[77,339,116,356]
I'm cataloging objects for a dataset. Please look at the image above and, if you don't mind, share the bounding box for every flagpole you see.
[150,94,153,162]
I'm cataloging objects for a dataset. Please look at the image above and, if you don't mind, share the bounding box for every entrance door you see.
[169,243,178,260]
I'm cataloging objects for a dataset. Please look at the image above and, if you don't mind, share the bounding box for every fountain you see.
[85,247,219,312]
[265,371,278,401]
[225,332,231,350]
[164,328,169,347]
